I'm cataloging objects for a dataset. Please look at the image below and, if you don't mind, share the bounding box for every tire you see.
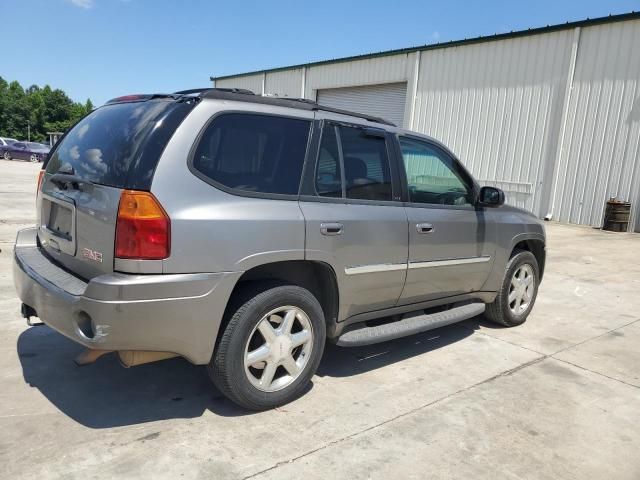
[3,152,10,160]
[29,154,38,163]
[485,249,540,327]
[208,283,326,410]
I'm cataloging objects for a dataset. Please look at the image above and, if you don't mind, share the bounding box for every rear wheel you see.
[29,154,38,163]
[208,284,326,410]
[3,151,11,160]
[485,249,539,327]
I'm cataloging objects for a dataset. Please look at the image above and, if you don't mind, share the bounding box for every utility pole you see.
[27,121,31,141]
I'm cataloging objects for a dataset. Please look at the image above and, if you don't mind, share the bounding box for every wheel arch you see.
[221,260,341,341]
[511,235,546,280]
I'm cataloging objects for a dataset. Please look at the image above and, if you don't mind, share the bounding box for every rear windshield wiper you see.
[50,173,94,191]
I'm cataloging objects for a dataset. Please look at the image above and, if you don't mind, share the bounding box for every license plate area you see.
[40,194,76,255]
[47,203,73,239]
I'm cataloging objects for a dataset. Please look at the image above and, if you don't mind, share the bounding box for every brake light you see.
[36,170,44,197]
[106,94,153,104]
[115,190,170,260]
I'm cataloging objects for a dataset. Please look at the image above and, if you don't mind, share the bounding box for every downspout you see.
[546,26,581,220]
[301,66,307,99]
[408,51,421,130]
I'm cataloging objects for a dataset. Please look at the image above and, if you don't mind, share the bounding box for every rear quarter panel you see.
[151,100,313,274]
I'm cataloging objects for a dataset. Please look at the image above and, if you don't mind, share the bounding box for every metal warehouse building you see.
[212,13,640,232]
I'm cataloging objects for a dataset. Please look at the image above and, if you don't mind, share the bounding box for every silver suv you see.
[13,88,545,410]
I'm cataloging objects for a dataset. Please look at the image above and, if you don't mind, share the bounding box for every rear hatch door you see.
[39,96,196,279]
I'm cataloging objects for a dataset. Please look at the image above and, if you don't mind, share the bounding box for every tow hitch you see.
[21,303,43,326]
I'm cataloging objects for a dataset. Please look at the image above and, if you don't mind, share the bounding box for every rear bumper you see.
[13,228,242,364]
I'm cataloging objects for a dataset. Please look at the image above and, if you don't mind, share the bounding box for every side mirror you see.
[478,186,505,207]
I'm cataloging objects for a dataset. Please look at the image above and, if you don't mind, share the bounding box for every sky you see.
[3,0,639,105]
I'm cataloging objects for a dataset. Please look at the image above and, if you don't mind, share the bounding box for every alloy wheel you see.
[244,305,314,392]
[508,263,535,316]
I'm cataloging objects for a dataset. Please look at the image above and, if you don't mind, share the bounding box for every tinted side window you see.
[315,125,342,197]
[399,137,473,206]
[339,126,392,201]
[192,114,311,195]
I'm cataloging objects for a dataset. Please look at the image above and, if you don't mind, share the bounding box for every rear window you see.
[45,99,195,189]
[192,113,311,196]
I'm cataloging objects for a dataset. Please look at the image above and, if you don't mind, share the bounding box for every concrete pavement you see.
[0,159,638,479]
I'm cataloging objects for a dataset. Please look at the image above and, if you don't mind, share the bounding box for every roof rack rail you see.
[173,88,213,95]
[173,87,255,96]
[314,105,395,126]
[199,89,395,126]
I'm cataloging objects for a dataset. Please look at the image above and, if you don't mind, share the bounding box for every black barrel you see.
[603,199,631,232]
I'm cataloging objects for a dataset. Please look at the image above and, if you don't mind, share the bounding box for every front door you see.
[397,136,495,305]
[299,119,408,320]
[12,143,27,160]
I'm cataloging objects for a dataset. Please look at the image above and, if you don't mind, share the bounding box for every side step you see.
[336,302,485,347]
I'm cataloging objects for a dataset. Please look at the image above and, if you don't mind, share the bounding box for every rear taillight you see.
[37,170,44,194]
[115,190,170,260]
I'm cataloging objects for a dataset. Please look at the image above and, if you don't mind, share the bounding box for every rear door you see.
[38,97,195,279]
[299,118,408,320]
[397,136,495,304]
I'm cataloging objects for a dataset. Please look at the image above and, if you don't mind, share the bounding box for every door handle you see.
[416,223,434,234]
[320,223,343,236]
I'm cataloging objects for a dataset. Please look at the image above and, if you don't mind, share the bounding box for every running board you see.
[336,302,485,347]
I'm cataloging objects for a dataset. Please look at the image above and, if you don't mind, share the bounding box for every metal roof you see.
[210,11,640,81]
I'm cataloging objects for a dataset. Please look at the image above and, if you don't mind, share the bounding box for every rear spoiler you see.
[106,88,253,105]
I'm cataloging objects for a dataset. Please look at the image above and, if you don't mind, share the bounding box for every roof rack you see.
[198,88,395,126]
[173,87,255,96]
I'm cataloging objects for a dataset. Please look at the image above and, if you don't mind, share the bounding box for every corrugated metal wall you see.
[412,30,574,215]
[551,20,640,230]
[304,54,410,98]
[217,73,263,94]
[213,17,640,231]
[265,69,304,97]
[317,82,408,127]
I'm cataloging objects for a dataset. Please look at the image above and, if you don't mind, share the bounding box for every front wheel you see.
[29,154,38,163]
[208,284,326,410]
[3,151,11,160]
[485,249,540,327]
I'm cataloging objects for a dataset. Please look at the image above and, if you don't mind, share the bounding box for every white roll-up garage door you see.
[316,82,407,127]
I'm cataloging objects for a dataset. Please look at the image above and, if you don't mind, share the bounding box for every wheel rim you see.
[3,152,9,160]
[508,264,535,316]
[30,154,38,162]
[244,305,314,392]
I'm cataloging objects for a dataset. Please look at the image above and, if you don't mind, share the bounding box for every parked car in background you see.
[1,141,50,162]
[0,137,19,147]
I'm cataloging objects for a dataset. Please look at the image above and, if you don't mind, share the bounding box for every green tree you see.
[0,77,93,142]
[3,81,30,140]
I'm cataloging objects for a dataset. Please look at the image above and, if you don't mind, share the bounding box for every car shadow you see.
[317,321,473,377]
[460,315,510,331]
[17,326,250,428]
[18,319,477,429]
